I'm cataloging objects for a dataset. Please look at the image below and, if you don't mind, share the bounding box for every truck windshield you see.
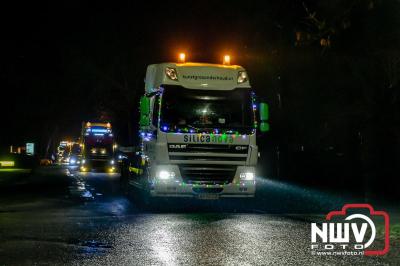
[160,86,254,134]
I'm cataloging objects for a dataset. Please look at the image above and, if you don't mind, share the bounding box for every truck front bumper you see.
[150,181,255,198]
[148,165,256,198]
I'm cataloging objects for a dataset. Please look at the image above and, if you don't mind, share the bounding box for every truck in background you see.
[80,122,117,172]
[57,141,70,164]
[121,54,269,199]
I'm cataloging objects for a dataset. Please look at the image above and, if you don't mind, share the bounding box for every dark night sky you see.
[1,1,292,151]
[1,1,399,156]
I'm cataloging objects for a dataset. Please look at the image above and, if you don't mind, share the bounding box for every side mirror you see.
[139,96,150,127]
[259,102,269,121]
[259,102,270,133]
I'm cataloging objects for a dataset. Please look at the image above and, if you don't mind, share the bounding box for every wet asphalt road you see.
[0,166,398,265]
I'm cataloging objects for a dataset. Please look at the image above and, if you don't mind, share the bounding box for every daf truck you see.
[123,55,269,199]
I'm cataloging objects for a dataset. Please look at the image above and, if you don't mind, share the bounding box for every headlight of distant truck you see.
[110,160,115,165]
[237,71,248,84]
[91,148,97,154]
[165,67,178,81]
[240,172,255,181]
[157,170,176,180]
[101,149,106,154]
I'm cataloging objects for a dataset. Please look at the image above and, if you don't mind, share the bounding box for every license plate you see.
[197,193,219,200]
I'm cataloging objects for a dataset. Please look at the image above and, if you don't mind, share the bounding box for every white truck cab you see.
[126,58,269,199]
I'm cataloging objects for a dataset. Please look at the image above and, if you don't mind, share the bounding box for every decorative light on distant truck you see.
[0,161,15,167]
[108,167,116,173]
[90,128,109,133]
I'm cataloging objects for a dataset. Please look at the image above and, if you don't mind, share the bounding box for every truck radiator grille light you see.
[168,144,248,162]
[178,164,236,184]
[168,144,248,154]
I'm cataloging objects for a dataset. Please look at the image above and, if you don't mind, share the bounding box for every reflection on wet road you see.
[0,166,397,265]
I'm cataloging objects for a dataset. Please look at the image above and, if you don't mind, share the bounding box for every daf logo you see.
[235,146,248,151]
[169,144,187,149]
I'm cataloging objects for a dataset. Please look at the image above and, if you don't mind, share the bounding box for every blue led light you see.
[91,128,108,133]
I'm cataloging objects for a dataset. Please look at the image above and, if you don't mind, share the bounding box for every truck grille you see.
[168,144,248,154]
[168,144,248,163]
[87,159,108,169]
[178,164,236,184]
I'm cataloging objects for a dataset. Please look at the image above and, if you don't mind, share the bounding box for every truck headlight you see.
[237,71,248,84]
[158,170,176,180]
[101,149,106,154]
[110,160,115,165]
[165,67,178,81]
[240,172,255,180]
[91,148,97,154]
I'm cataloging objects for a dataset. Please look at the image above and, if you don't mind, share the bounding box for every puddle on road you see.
[67,169,95,201]
[68,239,113,254]
[64,169,132,216]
